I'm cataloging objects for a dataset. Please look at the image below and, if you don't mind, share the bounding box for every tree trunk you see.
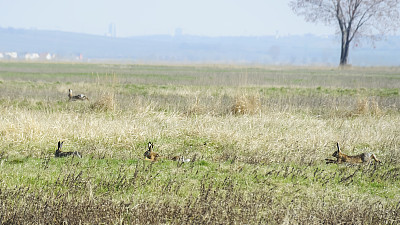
[339,31,350,66]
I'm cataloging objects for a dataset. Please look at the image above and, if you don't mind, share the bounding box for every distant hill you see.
[0,27,399,66]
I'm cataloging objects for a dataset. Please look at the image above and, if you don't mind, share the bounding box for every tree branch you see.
[349,1,382,42]
[335,0,346,32]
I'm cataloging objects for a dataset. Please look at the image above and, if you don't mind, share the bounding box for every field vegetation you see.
[0,61,400,224]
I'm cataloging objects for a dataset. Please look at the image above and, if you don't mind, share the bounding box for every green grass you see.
[0,61,399,224]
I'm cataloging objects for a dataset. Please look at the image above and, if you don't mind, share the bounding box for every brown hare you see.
[325,142,380,164]
[68,89,89,101]
[55,141,82,158]
[144,142,159,162]
[143,142,191,163]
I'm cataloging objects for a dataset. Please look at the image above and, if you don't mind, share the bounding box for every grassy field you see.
[0,61,400,224]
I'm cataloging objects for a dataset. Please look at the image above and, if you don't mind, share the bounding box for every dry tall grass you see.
[355,97,382,116]
[90,92,116,112]
[0,100,398,164]
[231,94,261,115]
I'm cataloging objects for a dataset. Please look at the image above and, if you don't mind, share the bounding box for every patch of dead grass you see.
[355,97,382,116]
[90,93,116,112]
[231,94,261,115]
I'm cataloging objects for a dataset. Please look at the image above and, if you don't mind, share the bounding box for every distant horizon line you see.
[0,26,344,39]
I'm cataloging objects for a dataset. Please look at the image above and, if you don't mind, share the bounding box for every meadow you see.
[0,61,400,224]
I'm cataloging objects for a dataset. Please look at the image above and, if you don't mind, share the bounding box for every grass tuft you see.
[231,94,261,115]
[355,97,382,116]
[90,92,116,112]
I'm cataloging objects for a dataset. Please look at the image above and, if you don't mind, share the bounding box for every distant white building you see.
[5,52,18,59]
[40,53,55,60]
[25,53,40,60]
[45,53,53,60]
[0,53,3,59]
[106,23,116,37]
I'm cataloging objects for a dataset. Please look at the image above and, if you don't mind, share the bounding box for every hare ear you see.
[58,141,61,149]
[60,141,64,149]
[336,142,341,152]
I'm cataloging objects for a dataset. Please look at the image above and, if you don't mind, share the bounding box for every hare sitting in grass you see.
[144,142,159,162]
[55,141,82,158]
[68,89,89,101]
[325,142,380,164]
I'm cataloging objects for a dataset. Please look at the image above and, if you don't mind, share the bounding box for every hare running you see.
[55,141,82,158]
[144,142,159,162]
[325,142,380,164]
[143,142,191,163]
[68,89,89,101]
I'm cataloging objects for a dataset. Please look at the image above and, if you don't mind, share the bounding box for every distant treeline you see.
[0,27,399,66]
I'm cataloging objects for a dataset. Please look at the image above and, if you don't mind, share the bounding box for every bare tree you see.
[289,0,400,66]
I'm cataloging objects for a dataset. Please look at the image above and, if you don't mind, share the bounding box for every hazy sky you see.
[0,0,334,37]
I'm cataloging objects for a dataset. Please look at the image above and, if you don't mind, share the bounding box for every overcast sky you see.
[0,0,334,37]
